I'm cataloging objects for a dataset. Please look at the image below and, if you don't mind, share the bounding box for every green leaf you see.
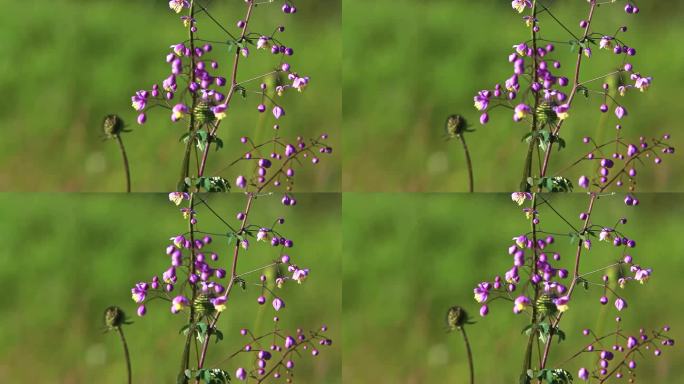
[214,137,224,152]
[214,329,224,344]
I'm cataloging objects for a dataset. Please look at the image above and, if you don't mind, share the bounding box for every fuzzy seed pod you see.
[535,294,557,318]
[446,114,468,137]
[446,306,468,331]
[193,294,215,318]
[193,101,216,126]
[103,114,125,138]
[104,306,126,329]
[535,102,557,127]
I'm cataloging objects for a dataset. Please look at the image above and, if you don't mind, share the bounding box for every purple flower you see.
[257,36,270,50]
[513,103,530,122]
[513,295,530,314]
[473,283,489,303]
[131,283,147,303]
[292,76,310,92]
[168,0,190,14]
[171,103,189,122]
[168,192,190,206]
[212,296,227,312]
[511,192,532,206]
[554,104,570,120]
[131,91,147,111]
[212,104,228,120]
[171,295,189,314]
[554,296,570,313]
[599,36,613,50]
[511,0,532,14]
[473,91,489,111]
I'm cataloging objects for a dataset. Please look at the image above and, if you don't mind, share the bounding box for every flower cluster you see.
[121,1,333,193]
[473,192,673,382]
[127,191,332,381]
[470,1,672,192]
[233,134,333,193]
[232,323,332,382]
[576,134,675,191]
[576,321,674,382]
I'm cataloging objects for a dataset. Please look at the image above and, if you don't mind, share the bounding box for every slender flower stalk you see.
[104,306,132,384]
[117,326,133,384]
[115,134,132,193]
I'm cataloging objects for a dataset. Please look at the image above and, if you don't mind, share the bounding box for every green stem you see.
[520,0,540,192]
[178,194,198,384]
[177,0,198,192]
[459,327,475,384]
[115,135,131,193]
[116,326,132,384]
[457,134,474,193]
[520,193,540,383]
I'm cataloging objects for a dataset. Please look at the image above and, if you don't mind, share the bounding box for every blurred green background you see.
[0,193,341,383]
[343,0,683,192]
[343,193,682,383]
[0,0,340,192]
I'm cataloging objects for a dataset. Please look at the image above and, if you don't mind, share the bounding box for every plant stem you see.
[520,193,540,383]
[459,326,475,384]
[115,134,131,193]
[519,0,540,192]
[179,194,198,384]
[538,1,598,181]
[197,0,256,179]
[195,193,255,379]
[116,326,132,384]
[457,134,474,193]
[538,193,597,369]
[178,0,198,192]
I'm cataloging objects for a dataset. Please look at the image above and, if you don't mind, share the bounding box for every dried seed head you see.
[193,101,216,126]
[446,114,468,137]
[446,305,469,331]
[535,294,557,318]
[193,293,215,318]
[104,306,126,330]
[535,102,557,127]
[103,114,125,138]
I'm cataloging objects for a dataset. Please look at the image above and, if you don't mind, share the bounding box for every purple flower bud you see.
[615,106,627,119]
[578,176,589,189]
[578,368,588,380]
[615,298,627,311]
[273,106,285,119]
[236,175,247,189]
[272,297,285,311]
[235,367,246,380]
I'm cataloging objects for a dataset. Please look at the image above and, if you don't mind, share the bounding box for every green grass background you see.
[0,193,341,383]
[0,0,340,192]
[343,193,683,383]
[343,0,684,192]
